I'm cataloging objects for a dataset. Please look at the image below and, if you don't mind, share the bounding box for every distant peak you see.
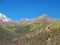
[20,18,30,21]
[41,14,49,17]
[36,14,49,19]
[0,13,12,22]
[0,13,4,16]
[0,13,7,18]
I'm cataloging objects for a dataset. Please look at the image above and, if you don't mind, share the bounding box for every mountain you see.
[16,18,30,25]
[16,14,56,27]
[0,13,12,22]
[0,13,60,45]
[31,14,56,23]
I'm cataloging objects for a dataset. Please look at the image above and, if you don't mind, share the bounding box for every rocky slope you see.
[0,13,60,45]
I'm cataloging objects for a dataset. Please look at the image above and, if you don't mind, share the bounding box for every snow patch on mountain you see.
[0,13,12,22]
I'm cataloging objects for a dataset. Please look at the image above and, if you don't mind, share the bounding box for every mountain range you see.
[0,13,60,45]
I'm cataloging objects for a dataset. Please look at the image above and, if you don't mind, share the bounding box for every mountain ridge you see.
[0,13,60,45]
[0,13,57,22]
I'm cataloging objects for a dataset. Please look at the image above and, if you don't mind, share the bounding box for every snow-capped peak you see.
[0,13,12,22]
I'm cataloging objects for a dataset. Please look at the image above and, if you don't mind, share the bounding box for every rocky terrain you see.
[0,13,60,45]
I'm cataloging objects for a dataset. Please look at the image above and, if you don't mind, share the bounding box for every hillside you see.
[0,13,60,45]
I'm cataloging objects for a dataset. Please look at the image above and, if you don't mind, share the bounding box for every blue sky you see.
[0,0,60,20]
